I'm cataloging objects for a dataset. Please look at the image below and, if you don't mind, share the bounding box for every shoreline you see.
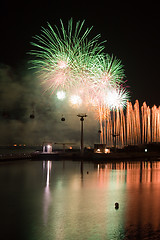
[1,151,160,162]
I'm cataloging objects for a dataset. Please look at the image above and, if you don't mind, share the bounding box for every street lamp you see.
[77,114,87,154]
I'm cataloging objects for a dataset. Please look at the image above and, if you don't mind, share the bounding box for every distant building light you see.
[94,144,109,154]
[105,148,110,154]
[145,148,148,152]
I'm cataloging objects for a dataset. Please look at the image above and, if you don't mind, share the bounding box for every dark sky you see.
[0,1,159,106]
[0,1,159,145]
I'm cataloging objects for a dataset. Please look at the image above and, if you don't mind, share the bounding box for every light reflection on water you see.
[1,160,160,239]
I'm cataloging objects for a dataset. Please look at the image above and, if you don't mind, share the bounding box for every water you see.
[1,160,160,240]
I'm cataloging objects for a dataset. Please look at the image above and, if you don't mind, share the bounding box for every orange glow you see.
[105,148,110,153]
[13,144,17,147]
[97,100,160,147]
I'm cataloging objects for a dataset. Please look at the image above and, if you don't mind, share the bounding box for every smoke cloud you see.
[0,64,99,146]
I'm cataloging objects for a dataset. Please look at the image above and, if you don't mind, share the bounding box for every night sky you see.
[0,1,159,145]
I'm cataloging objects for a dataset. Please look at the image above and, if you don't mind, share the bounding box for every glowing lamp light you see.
[145,148,148,152]
[70,95,82,105]
[57,90,66,100]
[105,148,110,154]
[97,148,101,153]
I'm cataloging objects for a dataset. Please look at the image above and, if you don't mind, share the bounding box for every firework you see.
[29,19,129,108]
[29,18,105,94]
[29,18,130,145]
[56,90,66,100]
[99,54,125,84]
[29,18,131,146]
[105,86,129,109]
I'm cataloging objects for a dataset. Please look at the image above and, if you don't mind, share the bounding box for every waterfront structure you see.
[42,142,53,153]
[94,144,110,153]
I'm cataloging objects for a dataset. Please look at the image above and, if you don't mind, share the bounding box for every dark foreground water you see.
[1,160,160,240]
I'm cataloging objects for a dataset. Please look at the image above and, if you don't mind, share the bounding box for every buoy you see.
[115,202,119,209]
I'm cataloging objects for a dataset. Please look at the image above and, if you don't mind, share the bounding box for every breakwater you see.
[0,153,32,161]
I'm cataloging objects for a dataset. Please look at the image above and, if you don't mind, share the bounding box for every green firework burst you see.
[29,18,105,93]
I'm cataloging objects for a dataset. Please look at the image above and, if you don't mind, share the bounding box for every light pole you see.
[77,114,87,154]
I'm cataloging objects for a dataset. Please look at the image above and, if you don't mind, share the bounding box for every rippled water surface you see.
[1,160,160,240]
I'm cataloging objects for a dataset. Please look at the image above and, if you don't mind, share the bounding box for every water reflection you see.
[43,161,52,225]
[11,160,160,239]
[97,161,160,239]
[97,161,160,183]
